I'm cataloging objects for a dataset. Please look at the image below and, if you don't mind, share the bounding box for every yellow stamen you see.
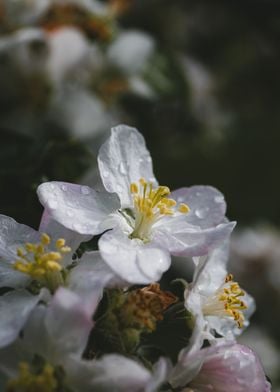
[129,178,190,241]
[130,183,138,194]
[6,362,57,392]
[178,203,190,213]
[41,233,51,246]
[56,238,65,249]
[203,274,248,329]
[12,234,71,291]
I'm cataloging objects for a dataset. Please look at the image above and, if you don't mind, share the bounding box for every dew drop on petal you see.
[48,200,58,210]
[72,222,83,232]
[195,207,209,219]
[66,210,74,217]
[119,162,127,175]
[61,184,67,192]
[214,195,224,203]
[50,184,55,190]
[195,191,201,197]
[81,186,90,195]
[116,184,123,194]
[102,170,109,178]
[146,155,152,163]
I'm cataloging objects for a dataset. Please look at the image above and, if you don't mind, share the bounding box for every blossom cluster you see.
[0,0,161,140]
[0,125,270,391]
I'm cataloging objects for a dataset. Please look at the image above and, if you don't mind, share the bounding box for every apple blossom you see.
[38,125,235,284]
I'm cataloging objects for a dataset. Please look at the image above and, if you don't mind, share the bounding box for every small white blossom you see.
[184,242,255,347]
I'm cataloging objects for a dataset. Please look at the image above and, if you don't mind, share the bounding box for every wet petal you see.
[98,125,157,208]
[153,219,235,257]
[39,210,92,266]
[0,214,40,264]
[171,186,227,229]
[45,287,98,356]
[189,344,270,392]
[99,229,170,284]
[0,290,42,348]
[69,251,127,292]
[37,181,120,235]
[172,343,270,392]
[0,262,30,289]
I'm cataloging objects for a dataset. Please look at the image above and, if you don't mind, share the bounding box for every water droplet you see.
[102,170,109,178]
[48,200,58,210]
[177,196,184,203]
[195,208,209,219]
[146,156,152,163]
[67,210,74,217]
[50,184,55,190]
[214,195,224,204]
[119,162,127,175]
[116,184,123,193]
[72,222,83,232]
[61,184,67,192]
[196,191,201,197]
[81,186,90,195]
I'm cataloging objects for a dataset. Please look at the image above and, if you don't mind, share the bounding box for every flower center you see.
[120,283,178,331]
[202,274,247,328]
[128,178,189,241]
[13,233,71,292]
[6,362,57,392]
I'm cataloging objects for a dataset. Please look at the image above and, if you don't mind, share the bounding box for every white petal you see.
[108,31,155,75]
[69,251,127,292]
[0,262,30,288]
[88,355,152,391]
[99,229,170,284]
[171,186,227,229]
[98,125,157,208]
[0,290,42,348]
[192,241,229,294]
[45,287,97,356]
[0,214,40,264]
[153,219,235,257]
[189,344,270,392]
[37,181,120,235]
[39,210,91,266]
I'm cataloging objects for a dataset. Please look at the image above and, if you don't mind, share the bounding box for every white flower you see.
[170,343,271,392]
[0,288,169,392]
[0,212,116,348]
[38,125,235,284]
[184,242,255,346]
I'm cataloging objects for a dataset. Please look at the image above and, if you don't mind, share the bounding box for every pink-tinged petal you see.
[0,290,43,348]
[99,228,171,284]
[37,181,120,235]
[172,343,270,392]
[0,214,40,264]
[69,251,128,292]
[188,344,270,392]
[153,219,236,257]
[171,186,227,229]
[45,287,98,356]
[98,125,157,208]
